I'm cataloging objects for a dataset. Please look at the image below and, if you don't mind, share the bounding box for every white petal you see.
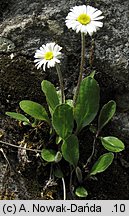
[47,61,51,68]
[86,5,97,16]
[34,53,44,59]
[91,10,102,19]
[54,44,62,52]
[66,11,78,19]
[88,22,97,32]
[93,16,104,21]
[49,59,56,67]
[85,24,95,36]
[37,59,46,69]
[36,49,44,54]
[34,58,43,63]
[43,62,47,71]
[76,24,82,33]
[40,47,44,51]
[81,25,88,34]
[91,20,103,27]
[54,58,60,63]
[48,42,55,51]
[54,52,61,59]
[42,45,46,49]
[79,5,87,14]
[71,6,80,13]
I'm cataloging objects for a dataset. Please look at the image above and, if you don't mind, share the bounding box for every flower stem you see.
[84,132,99,169]
[56,63,65,103]
[69,165,75,198]
[73,32,85,106]
[62,177,66,200]
[89,37,95,68]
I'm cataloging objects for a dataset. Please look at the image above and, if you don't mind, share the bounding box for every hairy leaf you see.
[101,136,125,152]
[41,149,56,162]
[75,186,88,197]
[54,151,62,163]
[6,112,30,124]
[52,104,74,139]
[74,77,100,132]
[98,100,116,132]
[66,99,73,107]
[54,167,63,178]
[76,166,82,183]
[41,80,59,111]
[90,153,114,175]
[20,100,50,123]
[61,135,79,167]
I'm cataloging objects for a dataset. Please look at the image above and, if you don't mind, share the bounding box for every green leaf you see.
[52,104,74,139]
[66,99,73,107]
[41,149,56,162]
[6,112,30,124]
[98,100,116,132]
[75,186,88,198]
[54,167,63,178]
[61,135,79,167]
[19,100,50,123]
[56,136,62,145]
[23,121,30,125]
[76,166,82,183]
[74,77,100,132]
[90,153,114,176]
[54,151,62,163]
[101,136,125,152]
[89,70,96,78]
[56,90,62,104]
[41,80,59,111]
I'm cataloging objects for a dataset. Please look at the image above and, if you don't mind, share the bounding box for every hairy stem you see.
[89,37,95,68]
[56,63,65,103]
[0,148,11,167]
[62,177,66,200]
[49,164,53,180]
[69,165,75,198]
[0,140,42,153]
[84,132,99,169]
[73,32,85,106]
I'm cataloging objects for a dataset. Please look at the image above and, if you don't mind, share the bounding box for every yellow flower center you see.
[77,13,91,25]
[44,51,53,60]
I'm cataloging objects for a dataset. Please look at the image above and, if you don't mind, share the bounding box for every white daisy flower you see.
[65,5,104,36]
[34,42,62,71]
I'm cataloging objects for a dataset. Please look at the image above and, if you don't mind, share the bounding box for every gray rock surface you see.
[0,0,129,199]
[0,0,128,92]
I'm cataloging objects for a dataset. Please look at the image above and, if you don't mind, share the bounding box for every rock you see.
[0,0,128,90]
[94,0,128,93]
[112,113,129,142]
[0,158,41,199]
[0,37,15,52]
[0,0,128,79]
